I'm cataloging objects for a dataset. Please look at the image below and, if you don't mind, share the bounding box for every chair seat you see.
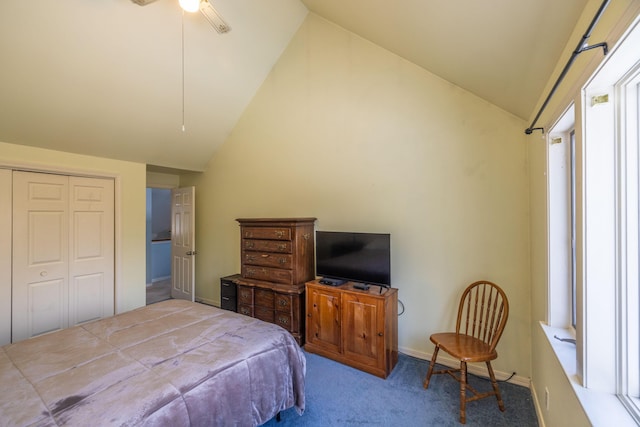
[430,332,497,363]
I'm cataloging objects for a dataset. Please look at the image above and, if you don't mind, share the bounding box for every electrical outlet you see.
[545,387,550,410]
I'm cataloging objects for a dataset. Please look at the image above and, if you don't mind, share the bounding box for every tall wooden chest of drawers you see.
[234,218,316,345]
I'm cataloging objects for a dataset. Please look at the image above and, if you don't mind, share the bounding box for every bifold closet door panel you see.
[69,176,115,325]
[12,171,70,341]
[0,169,12,345]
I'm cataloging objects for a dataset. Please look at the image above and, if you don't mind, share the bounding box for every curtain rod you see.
[525,0,610,135]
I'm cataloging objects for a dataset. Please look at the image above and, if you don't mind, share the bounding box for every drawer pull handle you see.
[378,332,383,337]
[274,230,285,238]
[277,244,287,251]
[279,258,286,265]
[278,299,287,306]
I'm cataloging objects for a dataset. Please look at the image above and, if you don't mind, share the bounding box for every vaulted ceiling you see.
[0,0,588,171]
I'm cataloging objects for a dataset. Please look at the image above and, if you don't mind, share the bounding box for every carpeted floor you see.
[146,279,171,305]
[263,351,539,426]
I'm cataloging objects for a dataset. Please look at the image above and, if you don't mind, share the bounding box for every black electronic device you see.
[316,231,391,287]
[319,277,346,286]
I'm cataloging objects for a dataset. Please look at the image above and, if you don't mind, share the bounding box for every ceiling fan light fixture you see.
[179,0,201,13]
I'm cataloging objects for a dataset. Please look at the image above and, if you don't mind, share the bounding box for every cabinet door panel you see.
[307,288,341,353]
[342,294,383,368]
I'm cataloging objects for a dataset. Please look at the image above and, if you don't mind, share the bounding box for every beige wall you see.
[527,0,640,425]
[183,13,532,377]
[0,141,147,319]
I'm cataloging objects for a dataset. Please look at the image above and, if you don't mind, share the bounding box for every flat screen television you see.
[315,231,391,287]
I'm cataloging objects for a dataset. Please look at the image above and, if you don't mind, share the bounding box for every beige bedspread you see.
[0,299,306,426]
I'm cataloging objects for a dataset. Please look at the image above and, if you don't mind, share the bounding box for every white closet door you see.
[68,176,114,325]
[0,169,12,345]
[12,171,115,342]
[12,171,69,341]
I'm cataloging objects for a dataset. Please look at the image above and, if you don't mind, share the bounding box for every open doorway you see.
[146,188,172,304]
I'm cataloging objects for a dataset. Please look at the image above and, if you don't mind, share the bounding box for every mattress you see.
[0,299,306,426]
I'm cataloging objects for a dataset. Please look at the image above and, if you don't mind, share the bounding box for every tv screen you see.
[315,231,391,286]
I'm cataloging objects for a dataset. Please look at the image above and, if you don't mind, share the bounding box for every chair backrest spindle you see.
[455,280,509,352]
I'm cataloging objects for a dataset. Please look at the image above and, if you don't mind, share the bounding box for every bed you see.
[0,299,306,426]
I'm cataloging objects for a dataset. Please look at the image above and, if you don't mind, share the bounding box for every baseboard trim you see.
[196,296,219,307]
[529,379,547,427]
[399,346,531,388]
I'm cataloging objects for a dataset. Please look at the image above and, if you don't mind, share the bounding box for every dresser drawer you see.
[255,288,275,308]
[220,280,237,298]
[242,251,293,269]
[238,286,254,305]
[237,304,254,317]
[255,306,275,323]
[243,227,292,241]
[243,239,292,253]
[242,265,294,285]
[275,312,294,331]
[221,296,236,311]
[275,294,293,313]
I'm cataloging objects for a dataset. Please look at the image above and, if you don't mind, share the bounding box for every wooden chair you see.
[423,280,509,424]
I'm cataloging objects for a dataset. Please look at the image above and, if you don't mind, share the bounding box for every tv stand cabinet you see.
[305,279,398,378]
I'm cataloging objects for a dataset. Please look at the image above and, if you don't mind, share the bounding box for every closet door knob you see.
[40,271,48,277]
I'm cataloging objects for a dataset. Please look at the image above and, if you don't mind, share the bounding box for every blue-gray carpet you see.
[263,352,539,426]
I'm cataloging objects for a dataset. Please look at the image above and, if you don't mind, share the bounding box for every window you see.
[581,15,640,420]
[569,130,577,329]
[548,105,576,332]
[548,14,640,423]
[617,60,640,419]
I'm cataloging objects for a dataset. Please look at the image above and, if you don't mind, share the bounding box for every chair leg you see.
[486,361,505,412]
[460,361,467,424]
[423,345,440,389]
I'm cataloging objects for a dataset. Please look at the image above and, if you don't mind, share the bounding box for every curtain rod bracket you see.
[579,41,609,55]
[524,0,610,136]
[525,127,544,135]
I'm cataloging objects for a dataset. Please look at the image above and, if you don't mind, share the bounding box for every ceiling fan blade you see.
[131,0,159,5]
[199,1,230,34]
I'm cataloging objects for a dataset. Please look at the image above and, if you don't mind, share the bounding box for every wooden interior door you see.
[171,186,195,301]
[12,171,69,341]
